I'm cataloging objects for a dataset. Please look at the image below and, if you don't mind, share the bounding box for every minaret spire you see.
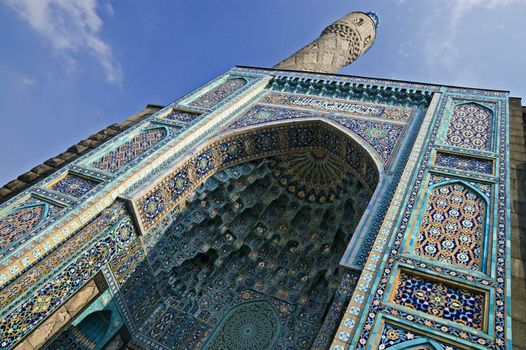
[274,11,379,74]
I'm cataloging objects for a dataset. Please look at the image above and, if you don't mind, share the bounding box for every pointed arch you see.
[46,310,113,350]
[125,117,384,349]
[453,100,494,114]
[0,202,49,250]
[412,179,489,271]
[133,118,383,231]
[220,117,385,179]
[76,310,112,345]
[444,101,493,151]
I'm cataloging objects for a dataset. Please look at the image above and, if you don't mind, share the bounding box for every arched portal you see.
[126,119,382,349]
[46,310,112,350]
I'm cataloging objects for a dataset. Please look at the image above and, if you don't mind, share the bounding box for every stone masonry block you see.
[57,152,77,162]
[67,144,89,154]
[0,187,12,198]
[18,172,39,183]
[79,139,100,148]
[5,180,26,191]
[44,157,65,168]
[64,280,99,315]
[512,258,526,279]
[25,306,71,349]
[31,164,53,175]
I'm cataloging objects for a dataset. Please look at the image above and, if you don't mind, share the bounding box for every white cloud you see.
[105,3,114,16]
[5,0,123,84]
[421,0,525,69]
[20,77,35,87]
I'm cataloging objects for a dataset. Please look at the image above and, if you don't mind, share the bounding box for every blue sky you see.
[1,0,525,186]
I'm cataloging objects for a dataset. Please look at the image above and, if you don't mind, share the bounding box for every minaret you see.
[274,11,379,74]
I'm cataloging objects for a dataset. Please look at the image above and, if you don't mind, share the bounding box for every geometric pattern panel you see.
[49,173,99,198]
[444,103,492,151]
[391,270,485,330]
[202,300,279,350]
[0,213,110,310]
[108,235,145,286]
[414,182,486,270]
[428,174,492,198]
[90,128,167,173]
[434,152,493,174]
[0,197,62,253]
[0,205,46,250]
[189,78,247,109]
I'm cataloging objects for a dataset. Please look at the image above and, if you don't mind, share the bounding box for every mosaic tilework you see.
[262,92,412,122]
[445,103,492,151]
[189,78,247,109]
[0,206,136,349]
[0,67,511,350]
[90,127,168,173]
[49,173,100,198]
[263,72,436,109]
[0,214,109,310]
[311,271,358,349]
[435,152,493,174]
[378,323,461,349]
[428,174,492,198]
[329,91,509,350]
[141,304,211,349]
[202,300,279,350]
[0,237,114,349]
[392,271,485,330]
[0,205,45,250]
[0,198,61,253]
[227,104,405,166]
[136,121,380,229]
[194,149,216,177]
[108,235,145,286]
[413,182,486,270]
[165,110,201,123]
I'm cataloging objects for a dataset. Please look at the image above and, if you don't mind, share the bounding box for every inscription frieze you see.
[261,92,412,122]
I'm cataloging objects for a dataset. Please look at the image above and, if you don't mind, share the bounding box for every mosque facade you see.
[0,11,522,350]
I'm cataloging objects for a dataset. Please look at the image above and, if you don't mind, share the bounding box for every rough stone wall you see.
[0,104,164,204]
[274,12,376,73]
[509,97,526,350]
